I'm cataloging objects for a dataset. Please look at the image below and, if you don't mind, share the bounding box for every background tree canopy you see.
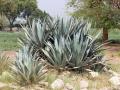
[0,0,48,31]
[68,0,120,41]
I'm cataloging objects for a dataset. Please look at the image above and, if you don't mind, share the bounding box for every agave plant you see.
[11,46,46,85]
[19,20,47,47]
[66,24,104,71]
[20,17,105,72]
[42,36,70,70]
[19,19,50,60]
[42,18,105,72]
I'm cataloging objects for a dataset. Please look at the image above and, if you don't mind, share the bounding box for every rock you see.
[64,83,74,90]
[80,80,88,89]
[62,71,71,76]
[109,76,120,86]
[108,70,119,76]
[34,85,45,90]
[99,87,111,90]
[0,82,8,89]
[113,86,120,90]
[20,87,26,90]
[80,88,88,90]
[51,79,64,89]
[9,83,19,89]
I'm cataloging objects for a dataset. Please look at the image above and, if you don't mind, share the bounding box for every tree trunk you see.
[103,27,108,41]
[10,23,13,31]
[8,17,15,32]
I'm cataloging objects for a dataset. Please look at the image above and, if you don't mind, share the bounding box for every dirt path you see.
[1,51,16,60]
[104,44,120,63]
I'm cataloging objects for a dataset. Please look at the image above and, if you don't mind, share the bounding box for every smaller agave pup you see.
[11,46,46,85]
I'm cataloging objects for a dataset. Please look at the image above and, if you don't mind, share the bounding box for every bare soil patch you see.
[1,51,16,60]
[104,44,120,64]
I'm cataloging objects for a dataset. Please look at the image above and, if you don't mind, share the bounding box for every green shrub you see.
[11,46,46,85]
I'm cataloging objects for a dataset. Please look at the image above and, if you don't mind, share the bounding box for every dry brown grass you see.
[44,69,113,90]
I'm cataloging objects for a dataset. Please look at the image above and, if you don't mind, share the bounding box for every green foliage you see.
[17,0,37,12]
[0,32,23,51]
[30,10,50,21]
[0,0,47,30]
[0,14,8,30]
[68,0,120,29]
[0,0,18,25]
[11,46,46,85]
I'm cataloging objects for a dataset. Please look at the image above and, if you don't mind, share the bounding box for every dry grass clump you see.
[44,69,113,90]
[0,53,11,74]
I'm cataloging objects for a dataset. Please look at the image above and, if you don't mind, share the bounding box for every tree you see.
[68,0,120,41]
[0,0,47,31]
[30,9,50,21]
[0,0,18,31]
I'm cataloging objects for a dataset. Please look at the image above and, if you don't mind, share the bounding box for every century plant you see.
[11,46,46,85]
[42,36,70,70]
[66,25,104,71]
[42,18,105,72]
[20,17,105,72]
[19,20,47,47]
[19,18,53,59]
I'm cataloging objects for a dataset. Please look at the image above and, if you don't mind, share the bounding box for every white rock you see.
[89,71,99,78]
[51,79,64,89]
[108,70,119,76]
[0,82,8,89]
[109,76,120,86]
[99,87,110,90]
[64,83,74,90]
[9,84,19,89]
[80,80,88,89]
[80,88,88,90]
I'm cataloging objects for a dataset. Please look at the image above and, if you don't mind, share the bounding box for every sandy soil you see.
[104,44,120,63]
[1,51,16,60]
